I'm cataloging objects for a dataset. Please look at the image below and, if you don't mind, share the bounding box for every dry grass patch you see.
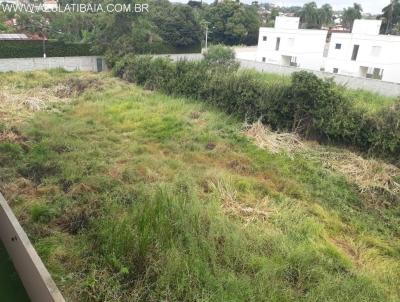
[244,121,400,202]
[244,121,304,157]
[0,72,104,124]
[210,177,272,223]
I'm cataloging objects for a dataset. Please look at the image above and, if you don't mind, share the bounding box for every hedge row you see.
[0,40,201,59]
[0,41,95,58]
[114,55,400,161]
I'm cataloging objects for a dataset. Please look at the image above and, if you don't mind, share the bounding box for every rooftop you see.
[0,34,29,41]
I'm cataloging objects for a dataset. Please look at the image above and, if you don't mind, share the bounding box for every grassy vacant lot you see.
[0,70,399,302]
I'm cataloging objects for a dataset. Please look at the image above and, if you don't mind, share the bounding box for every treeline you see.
[0,0,260,59]
[113,50,400,161]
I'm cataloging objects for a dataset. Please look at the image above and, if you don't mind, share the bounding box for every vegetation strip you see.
[0,70,399,301]
[114,49,400,161]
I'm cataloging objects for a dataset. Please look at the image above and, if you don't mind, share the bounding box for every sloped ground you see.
[0,70,399,302]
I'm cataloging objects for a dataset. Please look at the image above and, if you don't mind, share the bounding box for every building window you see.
[371,46,381,57]
[262,57,266,62]
[290,56,297,67]
[366,67,384,80]
[275,37,280,51]
[333,68,339,73]
[262,36,267,41]
[351,45,359,61]
[335,43,341,49]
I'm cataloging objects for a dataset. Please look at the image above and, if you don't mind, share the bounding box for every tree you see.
[297,2,333,29]
[319,4,333,27]
[151,4,202,48]
[342,3,363,31]
[88,0,202,61]
[379,0,400,34]
[298,2,320,29]
[202,2,260,45]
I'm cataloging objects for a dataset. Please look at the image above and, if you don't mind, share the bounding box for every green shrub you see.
[203,45,239,71]
[0,142,23,165]
[30,203,56,223]
[368,102,400,156]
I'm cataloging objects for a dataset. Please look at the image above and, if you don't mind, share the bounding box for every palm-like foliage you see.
[342,3,363,31]
[297,2,333,29]
[380,0,400,34]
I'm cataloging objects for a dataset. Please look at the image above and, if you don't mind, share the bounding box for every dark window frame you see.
[335,43,341,49]
[351,45,359,61]
[275,37,280,51]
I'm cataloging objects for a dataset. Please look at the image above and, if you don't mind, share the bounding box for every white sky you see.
[173,0,391,14]
[266,0,389,14]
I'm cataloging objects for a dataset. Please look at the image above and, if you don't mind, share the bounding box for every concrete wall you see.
[158,53,400,97]
[239,59,400,97]
[0,56,106,72]
[0,193,65,302]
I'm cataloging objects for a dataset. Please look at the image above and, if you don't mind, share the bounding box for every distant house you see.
[4,18,17,27]
[324,19,400,83]
[0,33,30,41]
[256,17,400,84]
[43,0,58,10]
[256,17,328,71]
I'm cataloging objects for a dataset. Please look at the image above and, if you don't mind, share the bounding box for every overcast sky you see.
[174,1,390,14]
[266,0,389,14]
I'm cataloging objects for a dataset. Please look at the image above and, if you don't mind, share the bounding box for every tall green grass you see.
[1,71,399,301]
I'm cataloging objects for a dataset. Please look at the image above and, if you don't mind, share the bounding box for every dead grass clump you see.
[210,178,271,222]
[23,97,46,111]
[314,150,400,201]
[0,129,20,142]
[244,121,400,202]
[244,120,304,157]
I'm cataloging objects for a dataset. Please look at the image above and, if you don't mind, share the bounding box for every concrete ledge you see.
[0,192,65,302]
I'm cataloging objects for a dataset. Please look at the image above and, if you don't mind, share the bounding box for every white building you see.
[324,19,400,82]
[256,17,328,71]
[256,17,400,84]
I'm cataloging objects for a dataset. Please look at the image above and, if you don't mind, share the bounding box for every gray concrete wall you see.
[0,193,65,302]
[158,54,400,97]
[0,56,106,72]
[238,59,400,97]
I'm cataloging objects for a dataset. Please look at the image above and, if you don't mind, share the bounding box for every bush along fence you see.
[0,41,95,58]
[113,55,400,162]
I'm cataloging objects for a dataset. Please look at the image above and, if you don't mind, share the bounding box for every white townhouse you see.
[256,17,328,71]
[323,19,400,83]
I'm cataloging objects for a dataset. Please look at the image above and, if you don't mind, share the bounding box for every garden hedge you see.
[0,40,95,58]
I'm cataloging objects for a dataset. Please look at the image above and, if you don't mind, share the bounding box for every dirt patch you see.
[54,78,103,98]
